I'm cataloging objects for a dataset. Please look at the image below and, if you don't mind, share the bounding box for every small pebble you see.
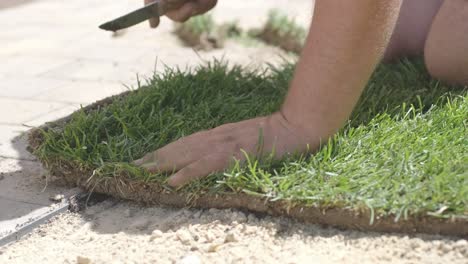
[76,256,91,264]
[149,230,164,241]
[207,244,221,253]
[179,254,201,264]
[190,246,199,251]
[455,239,467,249]
[49,194,65,203]
[224,233,238,243]
[432,241,442,248]
[439,242,452,254]
[204,231,216,243]
[176,230,193,245]
[409,240,421,249]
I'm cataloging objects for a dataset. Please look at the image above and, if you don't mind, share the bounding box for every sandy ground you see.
[1,199,467,264]
[1,0,467,263]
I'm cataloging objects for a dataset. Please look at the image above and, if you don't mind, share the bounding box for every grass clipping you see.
[29,60,468,236]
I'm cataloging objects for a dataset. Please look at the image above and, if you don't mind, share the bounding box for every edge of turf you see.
[28,91,468,238]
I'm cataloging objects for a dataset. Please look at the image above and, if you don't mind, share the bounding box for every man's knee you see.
[423,48,464,85]
[424,0,468,85]
[424,48,468,86]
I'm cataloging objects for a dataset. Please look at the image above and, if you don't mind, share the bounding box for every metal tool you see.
[99,0,183,32]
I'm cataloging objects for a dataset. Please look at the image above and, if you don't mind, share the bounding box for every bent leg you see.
[384,0,443,61]
[425,0,468,85]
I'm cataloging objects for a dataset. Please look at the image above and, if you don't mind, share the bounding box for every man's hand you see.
[133,112,317,187]
[145,0,217,28]
[134,0,402,188]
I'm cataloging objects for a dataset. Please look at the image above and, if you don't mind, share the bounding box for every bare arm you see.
[135,0,403,187]
[282,0,402,144]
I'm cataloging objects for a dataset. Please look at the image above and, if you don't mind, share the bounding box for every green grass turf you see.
[34,59,467,222]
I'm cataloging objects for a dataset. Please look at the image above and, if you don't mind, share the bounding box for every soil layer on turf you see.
[24,153,468,237]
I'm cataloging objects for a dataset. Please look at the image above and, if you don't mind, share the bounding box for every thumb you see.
[165,0,217,22]
[165,2,198,22]
[143,0,161,28]
[149,17,160,28]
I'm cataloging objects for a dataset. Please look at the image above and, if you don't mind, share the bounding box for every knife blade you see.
[99,1,169,32]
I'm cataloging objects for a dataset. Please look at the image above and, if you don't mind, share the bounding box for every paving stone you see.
[23,104,81,127]
[0,28,146,60]
[0,158,66,206]
[0,56,73,77]
[0,155,79,244]
[0,98,67,124]
[0,125,33,160]
[0,199,41,225]
[40,58,154,84]
[64,42,148,63]
[0,77,68,99]
[34,81,129,104]
[0,37,73,58]
[0,189,79,245]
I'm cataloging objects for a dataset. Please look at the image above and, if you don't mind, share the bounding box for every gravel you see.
[1,200,466,264]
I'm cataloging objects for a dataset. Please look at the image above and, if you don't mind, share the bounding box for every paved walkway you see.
[0,0,311,244]
[0,0,163,241]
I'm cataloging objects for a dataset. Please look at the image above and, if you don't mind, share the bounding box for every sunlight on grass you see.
[34,59,467,220]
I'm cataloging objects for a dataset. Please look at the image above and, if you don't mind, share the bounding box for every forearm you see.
[281,0,402,143]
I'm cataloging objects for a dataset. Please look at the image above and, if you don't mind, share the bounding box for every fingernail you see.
[133,159,143,166]
[167,177,179,188]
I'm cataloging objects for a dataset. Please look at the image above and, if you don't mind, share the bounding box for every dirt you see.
[1,199,467,264]
[255,26,304,54]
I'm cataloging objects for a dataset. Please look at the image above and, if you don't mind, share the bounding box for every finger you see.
[133,148,186,173]
[143,0,160,28]
[133,151,155,166]
[191,0,218,15]
[135,131,217,173]
[140,162,177,174]
[152,129,222,171]
[168,152,231,187]
[149,17,160,28]
[165,2,197,22]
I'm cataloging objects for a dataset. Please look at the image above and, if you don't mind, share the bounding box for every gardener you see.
[134,0,468,187]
